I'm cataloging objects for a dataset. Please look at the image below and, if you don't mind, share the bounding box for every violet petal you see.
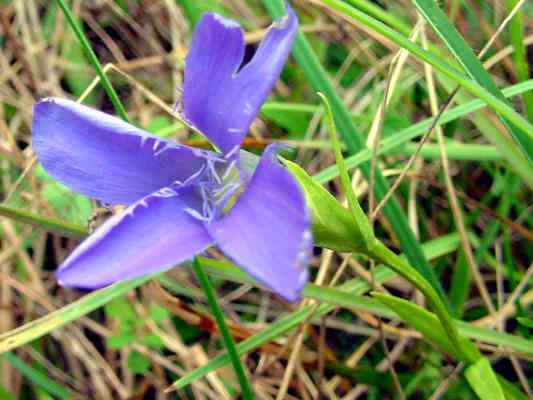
[56,185,212,288]
[183,6,298,154]
[207,145,312,302]
[32,97,208,205]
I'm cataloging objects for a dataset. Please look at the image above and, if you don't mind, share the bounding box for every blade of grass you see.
[413,0,532,162]
[264,0,448,307]
[191,258,254,399]
[55,0,128,121]
[0,204,87,238]
[505,0,533,121]
[2,352,71,400]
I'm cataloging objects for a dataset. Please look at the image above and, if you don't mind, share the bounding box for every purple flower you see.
[31,5,312,302]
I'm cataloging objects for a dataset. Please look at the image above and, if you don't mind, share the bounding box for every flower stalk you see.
[191,258,254,399]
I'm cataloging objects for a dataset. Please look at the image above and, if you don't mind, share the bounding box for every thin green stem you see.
[369,241,479,363]
[55,0,129,122]
[191,258,254,399]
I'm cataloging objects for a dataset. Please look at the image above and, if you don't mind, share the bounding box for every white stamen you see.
[221,160,237,181]
[225,145,240,159]
[184,207,206,221]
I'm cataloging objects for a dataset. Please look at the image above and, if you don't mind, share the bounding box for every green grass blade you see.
[192,258,254,399]
[413,0,532,163]
[0,204,87,238]
[55,0,129,121]
[505,0,533,121]
[264,0,448,306]
[2,352,71,399]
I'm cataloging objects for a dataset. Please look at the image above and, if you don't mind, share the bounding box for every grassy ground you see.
[0,0,532,399]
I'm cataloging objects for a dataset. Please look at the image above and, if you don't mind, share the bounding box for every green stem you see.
[369,241,478,363]
[55,0,129,122]
[191,258,254,399]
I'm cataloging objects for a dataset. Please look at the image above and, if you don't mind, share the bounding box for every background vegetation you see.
[0,0,531,399]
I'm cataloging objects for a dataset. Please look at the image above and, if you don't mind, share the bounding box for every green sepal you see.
[283,159,366,252]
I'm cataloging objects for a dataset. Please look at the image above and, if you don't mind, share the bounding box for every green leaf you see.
[35,165,92,226]
[104,297,137,322]
[149,304,171,323]
[142,333,165,350]
[0,385,16,400]
[127,350,151,374]
[0,204,87,239]
[261,105,309,135]
[146,115,173,135]
[465,358,505,400]
[107,332,135,350]
[283,159,366,252]
[372,292,479,362]
[498,376,530,400]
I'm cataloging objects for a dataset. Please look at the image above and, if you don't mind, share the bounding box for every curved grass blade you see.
[318,92,374,245]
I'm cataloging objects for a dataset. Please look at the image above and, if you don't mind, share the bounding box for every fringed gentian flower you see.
[32,5,312,302]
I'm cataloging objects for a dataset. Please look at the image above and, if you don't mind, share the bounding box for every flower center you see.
[183,149,246,222]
